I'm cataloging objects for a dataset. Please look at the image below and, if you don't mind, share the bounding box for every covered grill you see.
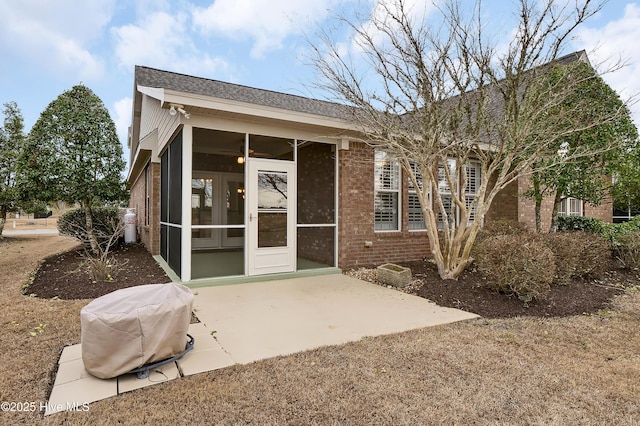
[80,282,194,379]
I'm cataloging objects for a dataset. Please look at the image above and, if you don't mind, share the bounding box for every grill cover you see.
[80,283,194,379]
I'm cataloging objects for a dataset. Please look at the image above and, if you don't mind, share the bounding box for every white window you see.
[559,197,583,216]
[437,159,481,228]
[145,165,151,226]
[437,159,457,228]
[465,161,481,224]
[374,150,400,231]
[408,161,426,230]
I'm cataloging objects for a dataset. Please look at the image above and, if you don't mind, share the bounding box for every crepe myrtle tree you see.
[0,101,26,236]
[525,60,638,232]
[309,0,623,279]
[19,84,126,254]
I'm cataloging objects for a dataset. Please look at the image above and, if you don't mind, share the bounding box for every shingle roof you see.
[135,65,351,120]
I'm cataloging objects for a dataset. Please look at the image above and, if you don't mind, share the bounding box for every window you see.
[145,165,151,226]
[408,161,426,230]
[465,161,481,224]
[437,159,482,228]
[559,197,583,216]
[374,150,400,231]
[437,159,457,228]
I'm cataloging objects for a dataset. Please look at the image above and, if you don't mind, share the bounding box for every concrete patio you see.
[46,274,478,415]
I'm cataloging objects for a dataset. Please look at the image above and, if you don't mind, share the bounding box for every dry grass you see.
[1,236,639,424]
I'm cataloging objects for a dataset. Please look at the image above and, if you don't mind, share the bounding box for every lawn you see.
[1,235,639,424]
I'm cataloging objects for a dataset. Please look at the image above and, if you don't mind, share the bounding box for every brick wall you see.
[338,142,431,269]
[517,174,612,231]
[128,162,160,254]
[485,178,519,223]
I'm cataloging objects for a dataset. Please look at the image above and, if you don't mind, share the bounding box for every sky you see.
[1,0,639,169]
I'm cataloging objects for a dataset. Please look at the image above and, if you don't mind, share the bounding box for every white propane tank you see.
[124,208,137,244]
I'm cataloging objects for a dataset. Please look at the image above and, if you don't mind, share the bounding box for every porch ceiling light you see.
[168,103,190,119]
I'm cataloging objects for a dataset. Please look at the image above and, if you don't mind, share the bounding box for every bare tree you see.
[309,0,625,279]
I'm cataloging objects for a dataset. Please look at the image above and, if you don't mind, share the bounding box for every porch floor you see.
[45,274,478,416]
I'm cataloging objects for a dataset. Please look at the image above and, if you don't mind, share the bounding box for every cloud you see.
[111,96,133,154]
[0,0,114,80]
[112,10,229,77]
[192,0,351,58]
[574,4,640,121]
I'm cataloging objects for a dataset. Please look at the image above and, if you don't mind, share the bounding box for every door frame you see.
[246,158,296,276]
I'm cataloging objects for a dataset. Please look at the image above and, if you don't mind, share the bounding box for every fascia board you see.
[137,85,165,104]
[162,90,360,133]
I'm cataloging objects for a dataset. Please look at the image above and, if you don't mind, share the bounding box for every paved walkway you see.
[2,228,59,236]
[46,274,478,415]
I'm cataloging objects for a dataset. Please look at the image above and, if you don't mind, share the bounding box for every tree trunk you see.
[532,168,543,233]
[549,192,563,233]
[83,201,99,255]
[0,206,6,238]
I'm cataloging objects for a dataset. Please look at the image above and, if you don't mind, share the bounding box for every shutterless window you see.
[407,161,426,230]
[464,161,481,223]
[437,159,457,228]
[559,197,583,216]
[374,150,400,231]
[145,165,151,226]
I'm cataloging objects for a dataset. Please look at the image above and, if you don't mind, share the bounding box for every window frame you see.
[559,197,583,216]
[407,160,427,231]
[374,150,401,232]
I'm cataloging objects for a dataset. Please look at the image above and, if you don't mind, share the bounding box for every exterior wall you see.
[140,94,181,155]
[128,161,160,254]
[485,178,519,223]
[517,174,613,231]
[338,142,431,269]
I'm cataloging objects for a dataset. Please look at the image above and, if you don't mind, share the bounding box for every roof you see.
[134,65,351,120]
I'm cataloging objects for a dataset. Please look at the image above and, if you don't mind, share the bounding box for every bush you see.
[604,216,640,246]
[475,234,556,304]
[544,231,610,281]
[545,232,581,285]
[616,231,640,270]
[557,215,607,234]
[58,207,122,249]
[472,220,530,258]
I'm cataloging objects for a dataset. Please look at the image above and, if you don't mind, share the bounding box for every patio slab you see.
[46,274,478,415]
[191,274,479,364]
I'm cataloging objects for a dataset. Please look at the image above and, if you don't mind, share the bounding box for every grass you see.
[1,235,639,424]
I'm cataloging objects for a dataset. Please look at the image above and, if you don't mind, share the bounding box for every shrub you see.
[604,216,640,246]
[572,231,611,278]
[58,207,122,249]
[544,231,610,282]
[475,234,556,304]
[616,231,640,270]
[545,232,581,285]
[557,215,607,234]
[472,220,530,258]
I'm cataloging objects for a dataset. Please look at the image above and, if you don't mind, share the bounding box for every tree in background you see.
[611,142,640,219]
[526,60,638,232]
[19,85,126,254]
[0,102,26,237]
[309,0,624,279]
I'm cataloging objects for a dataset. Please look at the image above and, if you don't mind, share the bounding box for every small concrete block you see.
[118,361,180,393]
[377,263,412,288]
[58,344,82,364]
[53,358,93,386]
[188,323,222,353]
[177,348,235,376]
[45,375,117,416]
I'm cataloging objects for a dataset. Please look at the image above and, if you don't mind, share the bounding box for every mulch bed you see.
[25,242,638,319]
[408,260,637,318]
[25,243,171,300]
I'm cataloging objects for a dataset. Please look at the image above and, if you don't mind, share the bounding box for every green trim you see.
[153,254,342,288]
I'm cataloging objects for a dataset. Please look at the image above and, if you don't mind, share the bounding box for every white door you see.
[247,159,296,275]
